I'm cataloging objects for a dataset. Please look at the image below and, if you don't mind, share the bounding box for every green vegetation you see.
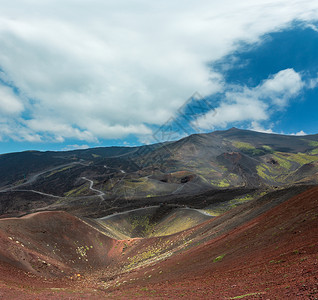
[272,154,292,169]
[210,179,230,187]
[276,152,318,165]
[213,254,225,262]
[233,141,273,156]
[202,209,222,217]
[126,246,162,269]
[256,164,273,181]
[150,215,201,237]
[46,166,72,178]
[232,194,253,202]
[233,141,255,150]
[228,173,239,180]
[146,194,157,198]
[229,292,264,299]
[245,148,271,156]
[64,185,88,197]
[310,148,318,155]
[130,215,156,236]
[308,141,318,147]
[262,145,272,151]
[229,191,267,207]
[75,245,93,262]
[256,151,318,183]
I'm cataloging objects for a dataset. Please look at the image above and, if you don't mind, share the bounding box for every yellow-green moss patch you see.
[233,141,255,150]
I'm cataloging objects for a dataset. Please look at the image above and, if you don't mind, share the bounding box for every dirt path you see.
[0,162,80,193]
[81,177,105,200]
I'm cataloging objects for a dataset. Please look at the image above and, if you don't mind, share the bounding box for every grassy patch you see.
[310,148,318,155]
[256,151,318,182]
[275,152,318,165]
[64,185,88,197]
[262,145,272,151]
[129,215,156,236]
[244,148,272,156]
[272,154,292,169]
[202,209,222,217]
[233,141,273,156]
[229,191,267,206]
[233,141,255,150]
[229,292,264,299]
[256,164,274,181]
[146,194,158,198]
[126,247,162,269]
[211,179,230,187]
[308,141,318,147]
[213,254,225,263]
[46,166,72,178]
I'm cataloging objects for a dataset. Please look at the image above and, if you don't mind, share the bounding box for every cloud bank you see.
[194,68,304,130]
[0,0,318,143]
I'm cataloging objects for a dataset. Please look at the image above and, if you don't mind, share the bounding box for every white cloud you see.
[194,68,305,130]
[194,97,268,130]
[258,69,304,107]
[250,125,308,136]
[291,130,307,136]
[0,119,42,142]
[0,1,317,142]
[307,23,318,32]
[62,144,90,151]
[249,121,274,134]
[0,84,24,115]
[295,130,307,136]
[308,75,318,89]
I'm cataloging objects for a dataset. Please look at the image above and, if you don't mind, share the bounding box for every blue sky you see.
[0,1,318,154]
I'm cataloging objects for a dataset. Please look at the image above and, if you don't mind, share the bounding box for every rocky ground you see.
[0,185,317,299]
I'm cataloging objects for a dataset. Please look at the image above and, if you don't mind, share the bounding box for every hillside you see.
[0,185,316,299]
[0,128,317,218]
[0,128,317,298]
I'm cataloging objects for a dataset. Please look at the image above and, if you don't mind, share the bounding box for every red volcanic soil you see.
[0,211,128,299]
[106,186,318,299]
[0,186,318,299]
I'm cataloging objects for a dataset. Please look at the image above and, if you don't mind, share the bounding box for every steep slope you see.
[105,185,318,299]
[0,211,120,278]
[0,185,316,299]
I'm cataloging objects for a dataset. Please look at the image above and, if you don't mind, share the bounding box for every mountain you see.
[0,128,317,298]
[0,128,317,217]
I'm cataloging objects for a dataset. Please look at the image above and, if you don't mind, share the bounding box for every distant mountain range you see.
[0,128,317,217]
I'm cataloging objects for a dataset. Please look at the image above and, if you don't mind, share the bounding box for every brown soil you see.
[0,186,317,299]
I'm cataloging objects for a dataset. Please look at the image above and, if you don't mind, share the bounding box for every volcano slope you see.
[0,184,317,299]
[1,128,318,219]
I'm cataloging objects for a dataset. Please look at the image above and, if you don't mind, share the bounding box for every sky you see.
[0,0,318,154]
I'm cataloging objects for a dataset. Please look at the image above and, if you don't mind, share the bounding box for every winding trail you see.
[0,162,79,193]
[81,177,105,200]
[0,162,84,199]
[12,189,61,199]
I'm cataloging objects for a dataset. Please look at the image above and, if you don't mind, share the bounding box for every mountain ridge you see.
[0,128,317,218]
